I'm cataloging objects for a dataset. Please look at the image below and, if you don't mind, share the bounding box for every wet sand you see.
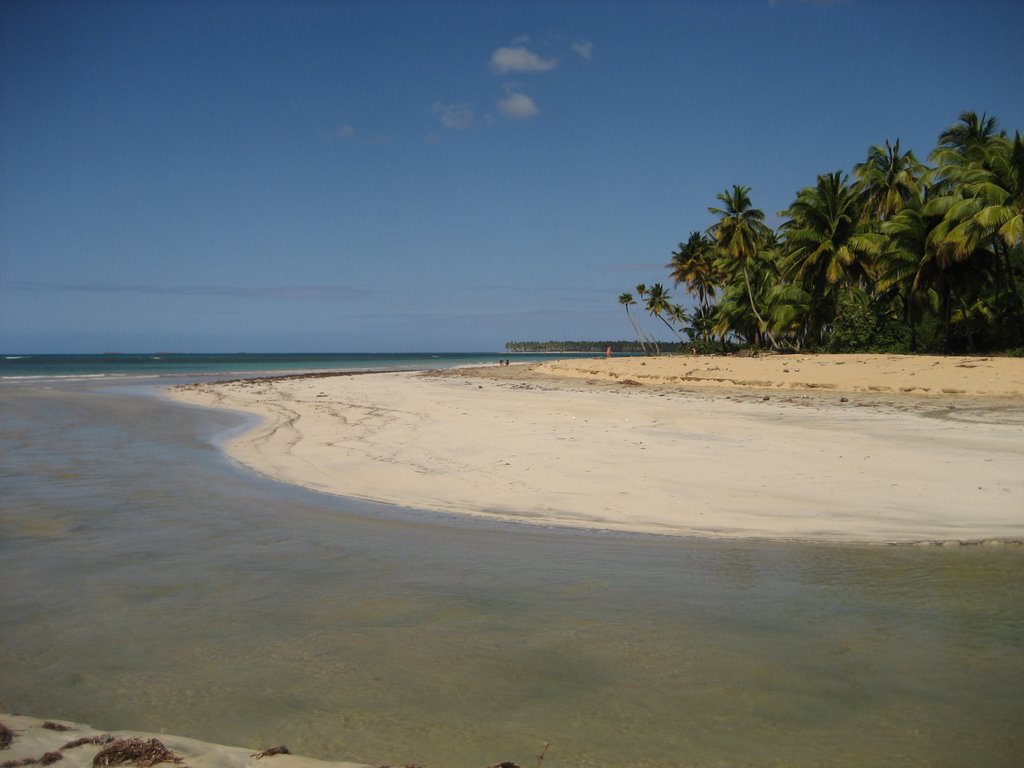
[0,715,372,768]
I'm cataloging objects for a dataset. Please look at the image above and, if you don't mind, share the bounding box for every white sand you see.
[168,355,1024,544]
[0,714,371,768]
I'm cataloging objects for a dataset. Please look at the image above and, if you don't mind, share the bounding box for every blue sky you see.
[2,0,1023,353]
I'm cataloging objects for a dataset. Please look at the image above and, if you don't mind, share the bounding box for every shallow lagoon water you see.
[1,381,1022,767]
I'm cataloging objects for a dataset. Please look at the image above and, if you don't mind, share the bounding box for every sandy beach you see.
[0,715,372,768]
[169,354,1024,544]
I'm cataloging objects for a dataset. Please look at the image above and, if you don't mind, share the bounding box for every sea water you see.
[0,352,581,382]
[1,376,1022,767]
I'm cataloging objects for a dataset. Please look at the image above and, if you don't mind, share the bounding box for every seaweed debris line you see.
[0,716,543,768]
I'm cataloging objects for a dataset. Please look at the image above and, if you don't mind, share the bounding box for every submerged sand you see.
[168,354,1024,544]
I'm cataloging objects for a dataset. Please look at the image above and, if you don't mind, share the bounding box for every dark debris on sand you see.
[0,723,13,750]
[41,725,71,734]
[92,739,182,768]
[2,755,62,768]
[250,747,290,759]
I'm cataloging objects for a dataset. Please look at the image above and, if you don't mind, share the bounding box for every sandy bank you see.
[537,352,1024,397]
[0,715,371,768]
[168,355,1024,544]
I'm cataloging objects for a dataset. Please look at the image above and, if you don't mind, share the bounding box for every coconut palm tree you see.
[877,192,970,352]
[779,171,874,313]
[853,139,927,222]
[933,111,1002,167]
[631,283,660,353]
[668,303,692,343]
[707,185,775,347]
[927,127,1024,342]
[668,231,718,316]
[618,291,650,354]
[645,283,687,346]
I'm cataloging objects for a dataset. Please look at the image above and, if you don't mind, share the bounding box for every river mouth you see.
[2,384,1022,767]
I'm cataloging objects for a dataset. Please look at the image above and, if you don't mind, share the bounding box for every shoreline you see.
[0,714,373,768]
[167,354,1024,545]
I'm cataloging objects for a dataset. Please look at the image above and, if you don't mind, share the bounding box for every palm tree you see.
[853,139,926,222]
[632,283,659,353]
[974,131,1024,253]
[875,195,943,350]
[933,111,1002,166]
[922,112,1024,347]
[669,303,692,343]
[645,283,687,346]
[764,283,812,350]
[707,185,775,347]
[668,231,718,317]
[779,171,873,316]
[618,291,650,354]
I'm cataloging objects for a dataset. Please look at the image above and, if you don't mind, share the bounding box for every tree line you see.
[620,111,1024,355]
[505,341,661,353]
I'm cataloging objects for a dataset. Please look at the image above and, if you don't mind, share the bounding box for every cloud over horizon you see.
[489,46,558,74]
[497,91,539,120]
[432,101,474,130]
[571,41,593,60]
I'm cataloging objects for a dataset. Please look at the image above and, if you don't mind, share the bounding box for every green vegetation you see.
[505,341,670,354]
[622,112,1024,354]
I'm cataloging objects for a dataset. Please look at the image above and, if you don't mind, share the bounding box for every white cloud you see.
[571,41,593,60]
[490,46,558,74]
[338,124,355,138]
[432,101,474,130]
[497,91,538,120]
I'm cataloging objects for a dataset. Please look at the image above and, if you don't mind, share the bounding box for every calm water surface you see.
[1,380,1021,767]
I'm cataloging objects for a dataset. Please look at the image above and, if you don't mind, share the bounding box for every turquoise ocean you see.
[1,352,1022,767]
[0,351,578,382]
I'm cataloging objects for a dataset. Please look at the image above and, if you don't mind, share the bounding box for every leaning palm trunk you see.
[742,265,778,349]
[655,314,686,347]
[624,306,649,354]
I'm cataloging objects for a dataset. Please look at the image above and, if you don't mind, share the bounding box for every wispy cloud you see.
[11,281,369,301]
[571,41,593,60]
[432,101,474,130]
[337,124,356,139]
[490,46,558,74]
[497,91,539,120]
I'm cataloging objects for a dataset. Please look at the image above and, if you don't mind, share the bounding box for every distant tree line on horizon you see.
[618,111,1024,355]
[504,340,669,354]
